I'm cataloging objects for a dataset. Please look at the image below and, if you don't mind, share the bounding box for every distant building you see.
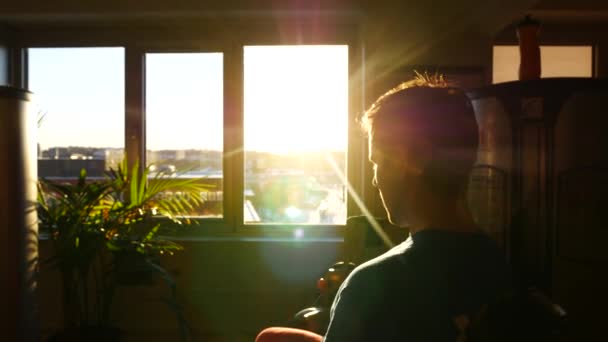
[38,159,106,178]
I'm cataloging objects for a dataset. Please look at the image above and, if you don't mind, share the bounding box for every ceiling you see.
[531,0,608,21]
[0,0,546,35]
[1,0,606,32]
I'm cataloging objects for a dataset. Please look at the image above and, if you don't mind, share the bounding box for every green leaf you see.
[129,160,140,206]
[37,156,210,330]
[138,166,148,206]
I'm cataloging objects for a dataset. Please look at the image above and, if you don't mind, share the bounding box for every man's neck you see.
[407,194,478,235]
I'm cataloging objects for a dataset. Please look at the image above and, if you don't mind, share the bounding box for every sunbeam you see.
[323,151,394,249]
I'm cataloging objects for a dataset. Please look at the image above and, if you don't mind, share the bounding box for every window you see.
[492,45,593,83]
[28,47,125,179]
[26,40,357,233]
[243,45,349,225]
[145,52,224,218]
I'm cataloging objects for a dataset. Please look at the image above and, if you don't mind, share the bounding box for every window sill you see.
[37,226,345,243]
[163,235,343,243]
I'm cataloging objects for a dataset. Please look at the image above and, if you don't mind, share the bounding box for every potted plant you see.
[38,160,209,341]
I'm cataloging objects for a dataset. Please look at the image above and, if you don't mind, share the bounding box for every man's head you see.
[361,74,478,226]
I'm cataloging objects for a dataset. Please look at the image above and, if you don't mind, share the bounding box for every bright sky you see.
[29,45,349,154]
[492,45,593,83]
[146,52,224,151]
[28,47,125,150]
[244,45,348,154]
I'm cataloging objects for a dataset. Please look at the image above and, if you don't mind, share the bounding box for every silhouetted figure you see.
[256,74,511,342]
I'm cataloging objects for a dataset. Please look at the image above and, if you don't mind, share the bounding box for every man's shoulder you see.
[345,238,418,286]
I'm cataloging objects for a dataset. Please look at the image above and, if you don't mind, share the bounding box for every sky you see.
[28,45,593,152]
[28,45,349,154]
[244,45,348,154]
[29,47,125,150]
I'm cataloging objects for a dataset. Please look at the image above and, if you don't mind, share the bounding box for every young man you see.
[256,75,510,341]
[323,75,511,341]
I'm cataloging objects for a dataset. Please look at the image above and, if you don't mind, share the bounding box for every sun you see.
[244,45,349,155]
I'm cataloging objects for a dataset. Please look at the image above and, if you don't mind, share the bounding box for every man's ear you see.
[396,143,426,176]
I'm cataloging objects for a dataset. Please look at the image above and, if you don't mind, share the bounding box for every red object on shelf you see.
[317,277,328,292]
[517,15,541,81]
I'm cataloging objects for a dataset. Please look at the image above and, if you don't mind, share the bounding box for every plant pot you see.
[114,251,161,286]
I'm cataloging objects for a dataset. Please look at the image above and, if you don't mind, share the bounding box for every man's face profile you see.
[369,129,422,227]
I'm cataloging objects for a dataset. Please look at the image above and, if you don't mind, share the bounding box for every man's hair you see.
[360,72,479,197]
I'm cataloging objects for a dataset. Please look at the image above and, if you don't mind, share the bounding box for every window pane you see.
[145,53,223,218]
[244,45,348,225]
[29,47,125,179]
[493,45,593,83]
[540,46,593,78]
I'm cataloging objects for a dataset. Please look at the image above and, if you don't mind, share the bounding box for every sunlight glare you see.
[324,152,394,248]
[244,45,348,154]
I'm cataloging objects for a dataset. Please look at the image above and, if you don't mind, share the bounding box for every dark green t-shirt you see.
[324,229,511,342]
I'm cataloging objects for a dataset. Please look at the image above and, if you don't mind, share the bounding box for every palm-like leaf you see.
[37,158,210,334]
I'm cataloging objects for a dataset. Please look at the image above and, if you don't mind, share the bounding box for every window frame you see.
[21,20,366,239]
[134,44,233,235]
